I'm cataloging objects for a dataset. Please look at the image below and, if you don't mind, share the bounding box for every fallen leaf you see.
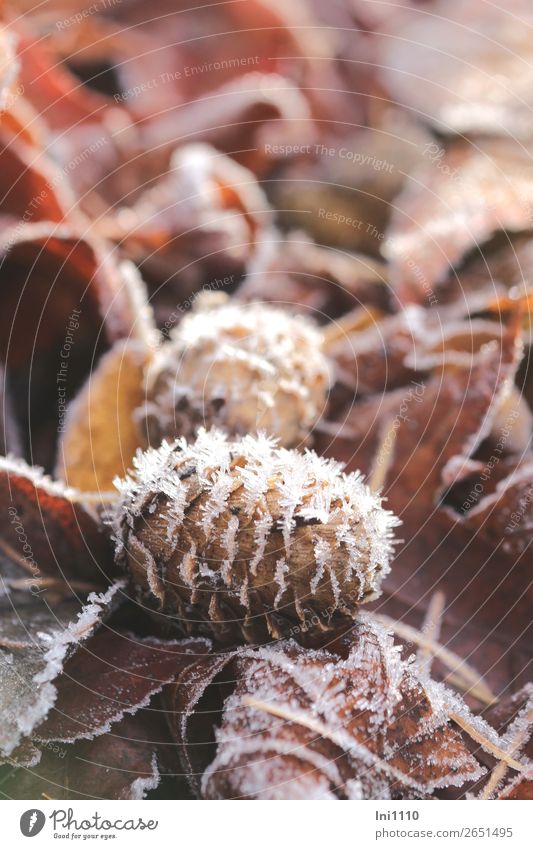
[0,455,117,582]
[0,710,167,800]
[385,139,533,304]
[164,617,492,799]
[0,580,124,759]
[57,340,150,492]
[35,632,208,743]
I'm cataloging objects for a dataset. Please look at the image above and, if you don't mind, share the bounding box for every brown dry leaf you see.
[57,340,150,492]
[141,72,312,174]
[95,0,311,121]
[238,230,389,321]
[383,319,522,510]
[96,144,272,324]
[95,2,275,88]
[164,616,495,799]
[456,459,533,561]
[5,21,137,216]
[0,133,76,224]
[385,139,533,305]
[316,386,414,480]
[0,710,168,800]
[13,27,112,131]
[316,310,512,472]
[35,632,208,744]
[0,223,142,367]
[375,315,530,637]
[0,455,116,583]
[0,95,48,149]
[322,306,532,685]
[325,306,428,396]
[0,224,149,469]
[452,233,533,319]
[66,0,360,141]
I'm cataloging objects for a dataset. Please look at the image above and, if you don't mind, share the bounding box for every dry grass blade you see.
[417,590,446,677]
[367,417,398,495]
[242,695,428,794]
[374,613,497,706]
[4,577,103,595]
[446,710,525,773]
[478,704,533,799]
[322,306,381,349]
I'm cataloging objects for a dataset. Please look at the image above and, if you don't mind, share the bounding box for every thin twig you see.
[67,490,117,506]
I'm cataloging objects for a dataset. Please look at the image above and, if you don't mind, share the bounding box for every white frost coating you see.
[311,537,332,595]
[34,652,181,744]
[35,580,126,685]
[0,453,82,503]
[201,470,237,538]
[180,545,198,588]
[501,685,533,753]
[249,509,273,576]
[201,730,342,800]
[276,449,311,556]
[273,559,289,606]
[129,753,161,799]
[119,260,158,350]
[5,580,125,755]
[240,436,276,514]
[221,514,240,584]
[0,29,20,112]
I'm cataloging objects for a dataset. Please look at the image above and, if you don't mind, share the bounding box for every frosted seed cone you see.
[139,297,330,448]
[113,429,399,642]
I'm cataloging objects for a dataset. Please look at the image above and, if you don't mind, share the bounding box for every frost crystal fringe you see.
[113,429,399,641]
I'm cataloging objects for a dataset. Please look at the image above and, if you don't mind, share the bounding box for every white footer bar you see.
[3,799,531,848]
